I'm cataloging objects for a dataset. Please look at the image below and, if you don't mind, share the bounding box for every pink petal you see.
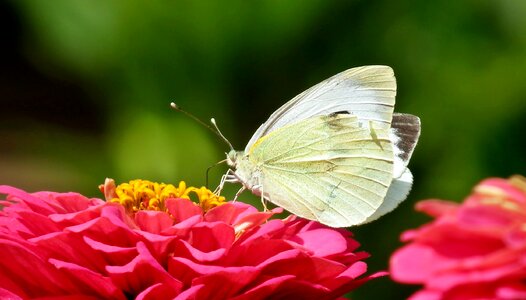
[425,255,526,290]
[205,201,282,227]
[0,287,23,300]
[232,208,283,234]
[171,239,226,263]
[230,275,330,300]
[33,191,104,214]
[0,185,55,215]
[288,228,347,257]
[222,239,294,266]
[408,289,442,300]
[204,202,258,224]
[187,222,235,252]
[478,178,526,204]
[497,283,526,299]
[132,230,177,262]
[228,275,297,300]
[414,223,506,258]
[7,210,60,238]
[323,261,368,289]
[107,242,182,297]
[191,267,260,299]
[458,202,526,228]
[66,206,140,247]
[0,238,74,296]
[49,259,125,299]
[415,199,459,217]
[325,263,387,299]
[49,203,106,228]
[173,284,204,300]
[168,256,227,285]
[390,244,453,283]
[236,219,286,246]
[165,198,203,223]
[83,236,138,266]
[135,283,177,300]
[256,248,304,267]
[134,210,174,234]
[258,251,346,283]
[160,214,203,238]
[32,231,110,272]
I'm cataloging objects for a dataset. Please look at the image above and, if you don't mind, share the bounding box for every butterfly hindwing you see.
[362,113,420,223]
[246,113,394,227]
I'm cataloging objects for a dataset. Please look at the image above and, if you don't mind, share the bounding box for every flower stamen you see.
[99,178,225,213]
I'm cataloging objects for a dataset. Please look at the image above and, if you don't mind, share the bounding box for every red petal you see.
[288,228,347,257]
[135,210,174,234]
[49,259,125,299]
[0,238,75,296]
[390,244,452,283]
[191,267,260,299]
[107,242,182,297]
[415,199,459,217]
[165,198,203,223]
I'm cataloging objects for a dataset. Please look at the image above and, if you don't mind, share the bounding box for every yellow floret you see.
[108,179,225,213]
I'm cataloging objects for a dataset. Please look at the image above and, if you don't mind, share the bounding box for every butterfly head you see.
[226,149,243,168]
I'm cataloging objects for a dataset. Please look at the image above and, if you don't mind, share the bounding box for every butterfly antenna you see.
[210,118,234,151]
[206,158,227,188]
[170,102,234,151]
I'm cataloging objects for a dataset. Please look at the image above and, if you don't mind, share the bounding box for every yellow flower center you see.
[104,179,225,213]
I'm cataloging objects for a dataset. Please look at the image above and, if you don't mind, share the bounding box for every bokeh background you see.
[1,1,526,298]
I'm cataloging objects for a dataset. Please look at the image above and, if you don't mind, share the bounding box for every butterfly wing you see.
[359,113,420,223]
[245,113,394,227]
[245,65,397,152]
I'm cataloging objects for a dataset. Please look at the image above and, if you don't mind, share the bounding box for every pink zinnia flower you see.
[390,176,526,300]
[0,179,383,299]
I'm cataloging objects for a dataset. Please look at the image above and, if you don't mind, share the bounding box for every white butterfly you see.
[221,65,420,228]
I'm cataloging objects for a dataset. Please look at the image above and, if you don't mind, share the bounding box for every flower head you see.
[390,176,526,299]
[0,179,383,299]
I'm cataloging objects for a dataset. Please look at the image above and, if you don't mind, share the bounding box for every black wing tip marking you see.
[391,113,421,162]
[328,110,352,117]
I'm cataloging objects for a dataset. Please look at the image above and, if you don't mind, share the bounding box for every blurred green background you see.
[1,1,525,298]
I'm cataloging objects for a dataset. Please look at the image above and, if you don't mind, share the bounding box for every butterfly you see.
[221,65,420,227]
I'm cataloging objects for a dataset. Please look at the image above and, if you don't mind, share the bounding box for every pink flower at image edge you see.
[0,179,384,299]
[390,176,526,300]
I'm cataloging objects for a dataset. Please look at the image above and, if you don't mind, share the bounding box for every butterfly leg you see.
[214,169,237,195]
[213,173,228,195]
[261,197,268,212]
[232,185,246,203]
[252,183,268,211]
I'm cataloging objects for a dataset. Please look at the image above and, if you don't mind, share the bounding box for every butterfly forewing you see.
[245,114,394,227]
[245,65,396,152]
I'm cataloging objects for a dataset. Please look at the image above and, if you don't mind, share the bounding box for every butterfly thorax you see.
[226,150,262,195]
